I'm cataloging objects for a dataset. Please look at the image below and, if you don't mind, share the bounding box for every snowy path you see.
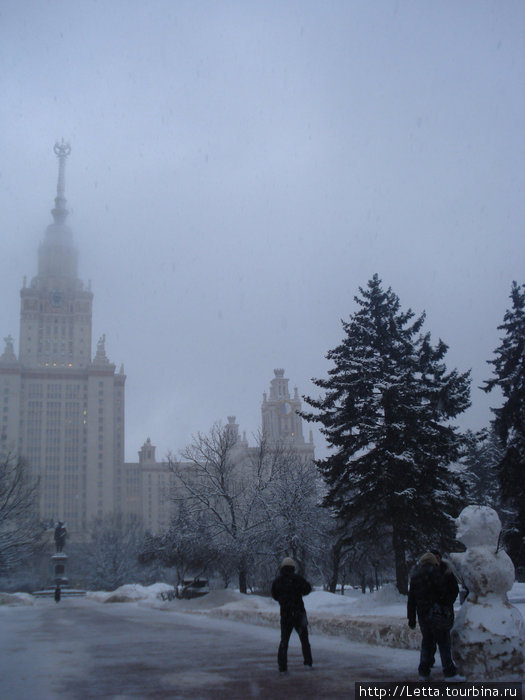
[0,597,419,699]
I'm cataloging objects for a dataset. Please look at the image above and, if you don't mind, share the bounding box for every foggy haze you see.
[1,1,524,461]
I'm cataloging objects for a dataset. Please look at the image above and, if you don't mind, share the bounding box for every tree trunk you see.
[328,544,341,594]
[238,568,248,594]
[392,527,408,594]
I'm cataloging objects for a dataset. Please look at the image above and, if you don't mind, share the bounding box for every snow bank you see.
[511,581,525,603]
[88,582,174,604]
[306,584,408,618]
[191,588,421,650]
[177,583,523,651]
[308,614,420,650]
[84,580,525,652]
[0,592,35,606]
[144,584,420,649]
[150,588,247,612]
[205,605,420,650]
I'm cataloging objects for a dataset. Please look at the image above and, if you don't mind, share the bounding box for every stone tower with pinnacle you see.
[261,369,314,461]
[0,143,126,533]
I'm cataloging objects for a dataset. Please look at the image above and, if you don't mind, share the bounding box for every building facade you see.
[1,146,314,537]
[126,374,315,534]
[0,143,125,533]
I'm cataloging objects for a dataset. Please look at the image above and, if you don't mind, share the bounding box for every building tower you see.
[261,369,314,461]
[0,143,126,533]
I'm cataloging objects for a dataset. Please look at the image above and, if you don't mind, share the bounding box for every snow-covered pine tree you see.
[302,274,471,594]
[461,429,502,510]
[483,281,525,575]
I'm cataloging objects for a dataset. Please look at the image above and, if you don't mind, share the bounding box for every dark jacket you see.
[271,567,312,619]
[438,560,459,611]
[407,560,459,626]
[407,562,441,626]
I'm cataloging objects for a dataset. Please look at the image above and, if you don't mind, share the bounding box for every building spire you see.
[51,140,71,224]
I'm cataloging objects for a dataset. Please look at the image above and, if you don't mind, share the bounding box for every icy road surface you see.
[0,597,419,699]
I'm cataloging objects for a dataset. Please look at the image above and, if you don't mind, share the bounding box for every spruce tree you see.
[461,429,502,510]
[302,275,471,593]
[483,281,525,575]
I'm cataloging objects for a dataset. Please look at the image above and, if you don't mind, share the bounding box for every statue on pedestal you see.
[54,521,67,553]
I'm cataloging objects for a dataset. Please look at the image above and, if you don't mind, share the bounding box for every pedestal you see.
[51,552,68,587]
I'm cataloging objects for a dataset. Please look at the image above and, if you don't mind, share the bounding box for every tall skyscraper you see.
[0,143,126,533]
[0,146,314,538]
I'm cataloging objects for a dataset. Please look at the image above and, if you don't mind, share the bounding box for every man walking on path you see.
[271,557,313,673]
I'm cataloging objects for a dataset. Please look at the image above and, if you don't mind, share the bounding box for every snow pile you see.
[348,583,408,617]
[87,582,174,604]
[0,592,35,606]
[45,570,524,655]
[307,613,420,650]
[303,585,420,649]
[306,589,361,613]
[154,582,524,652]
[152,588,246,612]
[156,585,421,650]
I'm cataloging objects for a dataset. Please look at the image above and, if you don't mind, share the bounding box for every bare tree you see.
[79,513,143,590]
[0,453,43,575]
[139,503,215,589]
[266,450,329,571]
[170,423,284,593]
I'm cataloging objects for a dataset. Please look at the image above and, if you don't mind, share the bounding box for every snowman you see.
[449,505,525,680]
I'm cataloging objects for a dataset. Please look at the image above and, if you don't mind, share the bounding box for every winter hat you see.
[419,552,439,567]
[281,557,296,570]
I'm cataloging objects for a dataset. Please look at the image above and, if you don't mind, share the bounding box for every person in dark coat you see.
[407,552,462,680]
[431,548,469,604]
[271,557,313,672]
[431,549,459,615]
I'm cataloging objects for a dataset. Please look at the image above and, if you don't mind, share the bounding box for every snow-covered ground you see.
[1,582,524,693]
[3,581,524,653]
[0,594,425,697]
[80,580,525,652]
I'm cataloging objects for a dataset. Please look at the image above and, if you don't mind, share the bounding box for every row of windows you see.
[21,400,120,414]
[24,316,89,330]
[25,384,118,399]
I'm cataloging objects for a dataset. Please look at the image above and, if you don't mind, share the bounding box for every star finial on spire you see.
[51,139,71,224]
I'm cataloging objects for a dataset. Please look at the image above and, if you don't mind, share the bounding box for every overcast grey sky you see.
[1,0,524,461]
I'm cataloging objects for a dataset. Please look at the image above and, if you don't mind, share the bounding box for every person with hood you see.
[271,557,313,673]
[407,551,463,681]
